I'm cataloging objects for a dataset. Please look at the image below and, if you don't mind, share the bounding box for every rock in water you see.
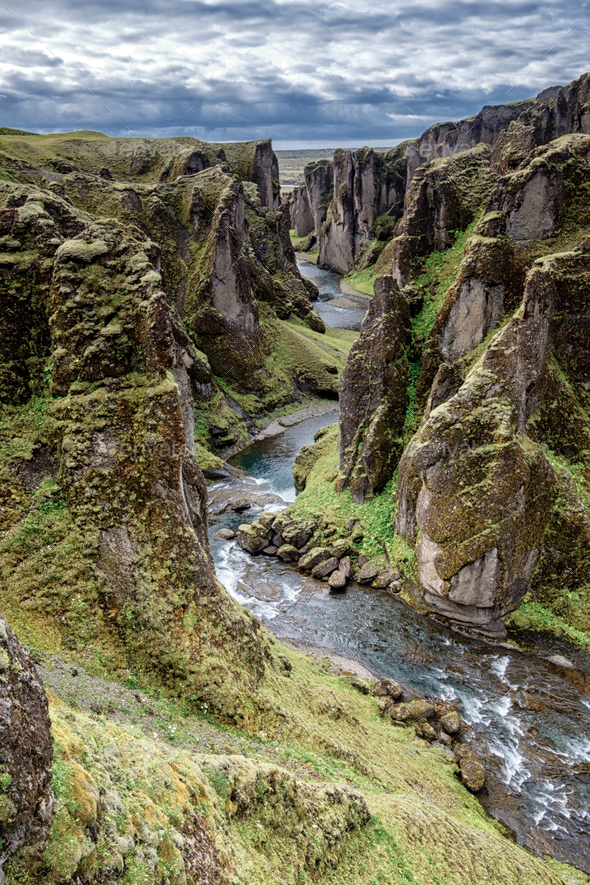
[0,615,53,876]
[356,562,380,584]
[372,679,403,700]
[298,547,332,571]
[311,557,339,579]
[328,569,347,590]
[459,759,486,792]
[277,544,300,562]
[236,524,268,554]
[389,699,435,721]
[439,711,461,735]
[216,528,236,540]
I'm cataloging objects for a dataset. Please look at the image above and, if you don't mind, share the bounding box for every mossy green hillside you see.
[343,265,376,297]
[0,129,270,189]
[6,642,585,885]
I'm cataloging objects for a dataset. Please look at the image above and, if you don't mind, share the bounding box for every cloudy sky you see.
[1,0,589,148]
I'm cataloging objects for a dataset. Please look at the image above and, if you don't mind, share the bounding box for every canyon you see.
[0,72,589,884]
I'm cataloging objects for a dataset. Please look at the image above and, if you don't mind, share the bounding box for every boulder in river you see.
[356,562,380,584]
[281,518,318,549]
[236,524,268,554]
[328,569,347,590]
[230,496,253,512]
[217,528,236,540]
[372,568,400,589]
[389,699,435,721]
[373,679,403,700]
[298,547,332,571]
[339,556,353,579]
[459,758,486,792]
[311,557,339,579]
[277,544,301,562]
[439,710,461,735]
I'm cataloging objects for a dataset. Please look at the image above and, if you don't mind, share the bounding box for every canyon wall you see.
[335,72,590,633]
[293,73,590,276]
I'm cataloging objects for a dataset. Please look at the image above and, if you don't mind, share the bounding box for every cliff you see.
[329,73,590,638]
[293,72,590,277]
[2,93,590,885]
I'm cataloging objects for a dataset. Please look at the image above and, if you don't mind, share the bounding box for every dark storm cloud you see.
[1,0,589,147]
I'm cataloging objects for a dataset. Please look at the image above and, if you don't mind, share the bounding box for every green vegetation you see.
[7,641,583,885]
[411,222,478,344]
[287,425,414,574]
[343,265,376,296]
[289,230,312,251]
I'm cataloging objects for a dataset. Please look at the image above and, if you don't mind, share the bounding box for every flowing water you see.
[297,258,368,331]
[207,263,590,872]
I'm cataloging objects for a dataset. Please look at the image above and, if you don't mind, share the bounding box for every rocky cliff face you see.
[298,72,590,282]
[0,183,273,715]
[0,615,53,881]
[0,129,332,724]
[0,128,335,460]
[292,147,407,273]
[334,75,590,634]
[337,276,410,502]
[319,146,407,273]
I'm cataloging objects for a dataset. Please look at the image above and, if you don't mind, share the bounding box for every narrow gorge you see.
[0,72,589,885]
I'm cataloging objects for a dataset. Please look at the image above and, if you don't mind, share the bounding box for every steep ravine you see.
[1,98,590,884]
[210,411,590,873]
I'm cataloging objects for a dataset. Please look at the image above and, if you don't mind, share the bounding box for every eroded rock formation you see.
[0,615,53,879]
[295,72,590,281]
[334,76,590,633]
[0,130,330,721]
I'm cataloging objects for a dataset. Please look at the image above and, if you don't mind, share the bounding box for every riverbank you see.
[249,400,338,442]
[295,251,373,300]
[207,408,590,873]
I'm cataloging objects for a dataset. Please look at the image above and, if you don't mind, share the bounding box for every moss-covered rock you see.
[337,275,411,502]
[0,614,53,876]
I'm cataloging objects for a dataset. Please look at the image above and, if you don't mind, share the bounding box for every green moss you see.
[289,230,311,251]
[411,222,479,344]
[343,265,376,296]
[286,426,409,571]
[507,601,590,652]
[8,638,580,885]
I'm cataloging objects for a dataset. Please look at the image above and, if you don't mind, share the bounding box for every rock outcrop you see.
[0,615,53,879]
[322,79,590,634]
[0,172,278,719]
[0,130,280,209]
[337,276,410,501]
[298,72,590,280]
[376,144,497,288]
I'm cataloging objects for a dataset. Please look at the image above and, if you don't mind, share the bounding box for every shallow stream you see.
[296,258,368,331]
[207,263,590,872]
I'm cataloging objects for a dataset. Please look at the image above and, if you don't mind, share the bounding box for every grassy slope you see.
[8,642,586,885]
[342,266,376,296]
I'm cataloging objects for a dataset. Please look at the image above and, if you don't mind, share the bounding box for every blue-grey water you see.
[230,411,338,502]
[209,413,590,873]
[297,259,368,331]
[207,264,590,872]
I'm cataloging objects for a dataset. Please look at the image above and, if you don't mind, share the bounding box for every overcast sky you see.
[1,0,589,148]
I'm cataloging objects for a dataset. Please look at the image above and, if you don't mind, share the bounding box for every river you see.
[207,264,590,872]
[296,258,368,331]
